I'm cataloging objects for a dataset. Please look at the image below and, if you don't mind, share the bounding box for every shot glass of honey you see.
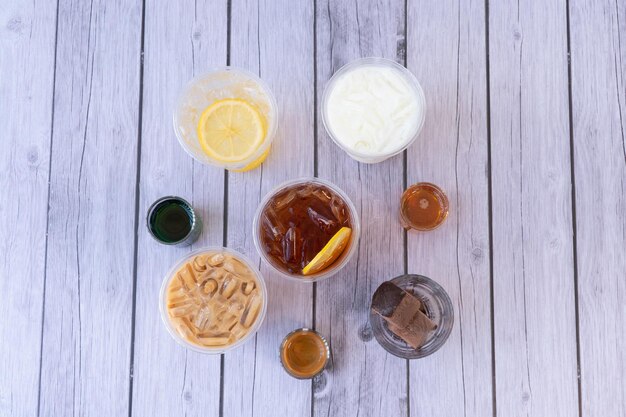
[280,328,330,379]
[400,183,449,231]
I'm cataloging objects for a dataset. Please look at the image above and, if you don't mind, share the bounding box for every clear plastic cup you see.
[321,57,426,163]
[159,247,268,354]
[173,67,278,171]
[252,178,361,283]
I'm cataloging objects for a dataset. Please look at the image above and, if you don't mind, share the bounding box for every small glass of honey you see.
[400,183,449,231]
[280,328,330,379]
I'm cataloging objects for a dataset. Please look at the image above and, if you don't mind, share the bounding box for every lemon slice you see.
[197,98,265,163]
[302,227,352,276]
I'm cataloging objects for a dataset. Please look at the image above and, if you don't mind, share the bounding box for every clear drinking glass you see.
[369,274,454,359]
[279,328,330,379]
[146,196,202,246]
[399,183,450,231]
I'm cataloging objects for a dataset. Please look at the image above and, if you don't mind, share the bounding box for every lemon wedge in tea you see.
[302,227,352,276]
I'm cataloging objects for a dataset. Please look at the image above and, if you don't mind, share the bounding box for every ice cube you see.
[261,207,286,237]
[312,187,332,202]
[168,300,196,318]
[177,264,198,290]
[228,300,245,314]
[173,317,199,342]
[261,215,282,241]
[220,274,239,298]
[203,278,218,296]
[307,207,337,232]
[196,333,231,346]
[300,239,311,269]
[167,292,187,305]
[207,253,225,267]
[282,227,300,263]
[241,295,262,328]
[241,280,256,295]
[330,197,347,223]
[262,239,282,258]
[168,279,183,293]
[192,255,207,272]
[215,307,227,323]
[230,325,246,340]
[197,267,219,286]
[193,306,211,330]
[223,258,250,277]
[297,184,315,198]
[224,314,239,331]
[273,190,297,211]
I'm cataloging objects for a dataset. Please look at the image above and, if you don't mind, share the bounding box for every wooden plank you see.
[130,1,227,416]
[0,1,57,416]
[570,0,626,415]
[406,0,493,416]
[314,1,408,416]
[223,1,314,416]
[38,0,142,415]
[488,0,579,416]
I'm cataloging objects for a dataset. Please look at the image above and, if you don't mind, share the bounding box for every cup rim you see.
[172,66,278,170]
[158,246,268,354]
[252,177,361,283]
[279,327,330,379]
[321,57,426,163]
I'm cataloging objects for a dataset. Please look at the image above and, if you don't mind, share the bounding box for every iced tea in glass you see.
[253,178,359,281]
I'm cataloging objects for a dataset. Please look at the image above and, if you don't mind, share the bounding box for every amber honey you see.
[400,183,449,231]
[280,328,329,379]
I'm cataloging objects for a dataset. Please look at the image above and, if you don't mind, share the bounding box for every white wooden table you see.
[2,0,625,416]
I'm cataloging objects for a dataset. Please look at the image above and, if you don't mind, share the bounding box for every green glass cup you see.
[147,196,201,246]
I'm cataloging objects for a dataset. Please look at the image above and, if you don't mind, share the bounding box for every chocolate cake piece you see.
[371,281,437,349]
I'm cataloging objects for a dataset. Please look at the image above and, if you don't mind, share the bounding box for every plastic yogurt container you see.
[321,57,426,163]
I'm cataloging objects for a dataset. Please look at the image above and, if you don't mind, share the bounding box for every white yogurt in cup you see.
[321,58,426,163]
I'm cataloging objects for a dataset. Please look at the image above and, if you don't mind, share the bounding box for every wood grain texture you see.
[406,0,492,416]
[38,0,142,415]
[4,1,626,416]
[0,1,57,416]
[131,1,227,416]
[223,1,315,416]
[314,1,407,416]
[488,0,579,416]
[570,0,626,415]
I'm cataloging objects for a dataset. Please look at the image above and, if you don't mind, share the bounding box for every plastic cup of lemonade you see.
[173,67,278,172]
